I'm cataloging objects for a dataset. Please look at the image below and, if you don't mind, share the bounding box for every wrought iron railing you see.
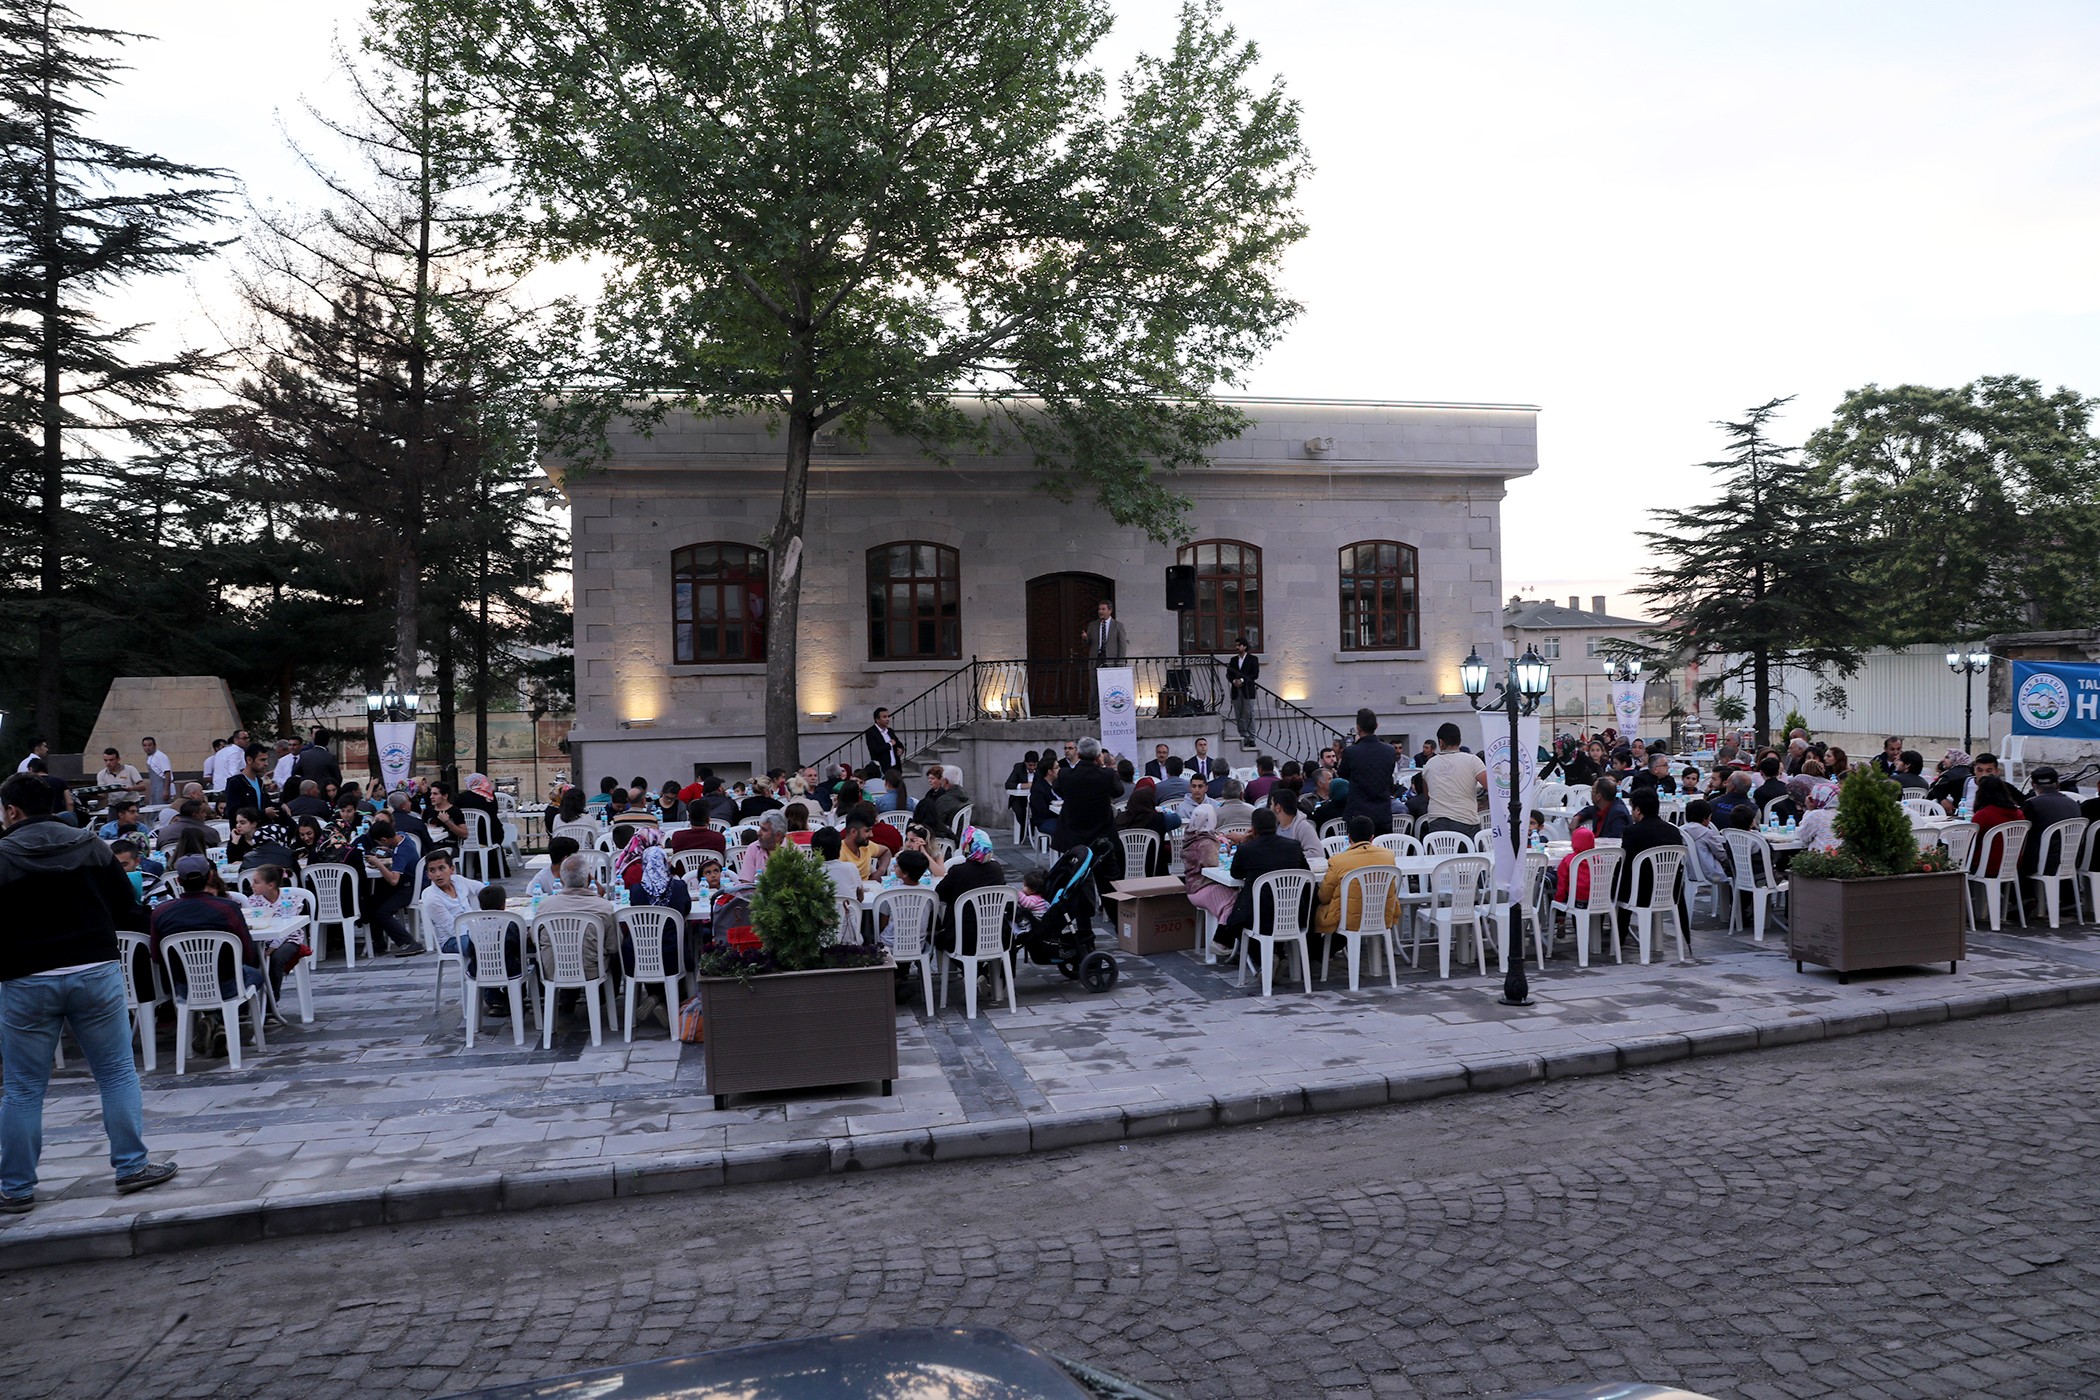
[806,659,978,778]
[806,656,1351,773]
[1233,681,1350,764]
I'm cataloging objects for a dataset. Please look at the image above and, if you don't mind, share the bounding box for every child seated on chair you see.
[1526,810,1547,844]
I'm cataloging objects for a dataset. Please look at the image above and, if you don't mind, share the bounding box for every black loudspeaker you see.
[1165,564,1196,611]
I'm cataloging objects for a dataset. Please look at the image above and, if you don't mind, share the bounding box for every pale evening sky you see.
[81,1,2100,617]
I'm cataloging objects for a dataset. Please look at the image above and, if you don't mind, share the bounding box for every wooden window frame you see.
[671,542,768,665]
[1338,540,1420,652]
[866,541,963,661]
[1176,539,1263,654]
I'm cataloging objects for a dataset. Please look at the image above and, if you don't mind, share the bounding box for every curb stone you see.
[5,978,2098,1271]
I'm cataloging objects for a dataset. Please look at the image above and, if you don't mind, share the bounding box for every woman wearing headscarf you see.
[1179,804,1239,929]
[1794,780,1844,855]
[1927,749,1974,812]
[932,826,1010,957]
[619,842,690,1024]
[613,825,665,890]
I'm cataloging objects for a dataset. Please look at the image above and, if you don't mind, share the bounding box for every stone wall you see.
[85,677,242,778]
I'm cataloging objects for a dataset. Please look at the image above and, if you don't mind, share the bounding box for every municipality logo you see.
[2017,672,2070,730]
[1105,687,1131,714]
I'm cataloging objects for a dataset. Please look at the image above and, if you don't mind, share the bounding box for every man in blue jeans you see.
[0,772,177,1212]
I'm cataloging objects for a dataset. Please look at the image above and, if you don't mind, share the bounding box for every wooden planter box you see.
[1788,870,1966,983]
[698,962,900,1110]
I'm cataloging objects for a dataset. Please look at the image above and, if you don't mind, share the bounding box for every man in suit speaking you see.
[1083,598,1127,662]
[865,707,906,800]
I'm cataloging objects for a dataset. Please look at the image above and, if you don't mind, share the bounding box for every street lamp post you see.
[1946,647,1989,753]
[1461,645,1553,1007]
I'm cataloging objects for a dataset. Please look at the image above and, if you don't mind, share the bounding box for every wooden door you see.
[1026,573,1115,715]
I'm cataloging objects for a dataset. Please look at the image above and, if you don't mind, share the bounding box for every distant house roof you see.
[1503,599,1649,630]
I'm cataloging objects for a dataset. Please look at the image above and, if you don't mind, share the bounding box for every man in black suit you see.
[864,707,906,800]
[1143,743,1172,781]
[1214,807,1310,958]
[1185,737,1224,783]
[1225,637,1259,743]
[1616,785,1688,929]
[1054,736,1125,924]
[1335,708,1396,835]
[293,728,342,792]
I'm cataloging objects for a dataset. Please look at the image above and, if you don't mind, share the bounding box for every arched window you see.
[1177,540,1262,653]
[867,542,962,660]
[672,542,768,664]
[1338,541,1419,651]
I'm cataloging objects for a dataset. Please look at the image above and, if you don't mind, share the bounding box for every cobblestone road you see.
[3,1007,2095,1400]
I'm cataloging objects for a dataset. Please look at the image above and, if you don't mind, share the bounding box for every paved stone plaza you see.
[2,1005,2095,1399]
[5,843,2100,1270]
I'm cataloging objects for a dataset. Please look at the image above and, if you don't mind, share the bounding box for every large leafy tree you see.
[393,0,1310,769]
[1808,376,2100,645]
[0,0,228,746]
[187,8,568,772]
[1632,399,1869,745]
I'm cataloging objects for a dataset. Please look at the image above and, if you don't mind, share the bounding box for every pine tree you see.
[0,0,228,745]
[1632,400,1870,746]
[751,842,838,972]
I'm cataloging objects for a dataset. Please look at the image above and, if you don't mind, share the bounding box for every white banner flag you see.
[1095,667,1139,762]
[1477,712,1542,895]
[1609,679,1645,739]
[373,721,418,794]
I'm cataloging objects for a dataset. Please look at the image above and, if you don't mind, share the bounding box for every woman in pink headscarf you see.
[1793,780,1843,855]
[1179,804,1239,928]
[613,825,665,890]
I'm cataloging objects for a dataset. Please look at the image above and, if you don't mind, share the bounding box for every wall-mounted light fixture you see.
[618,717,657,730]
[805,711,837,723]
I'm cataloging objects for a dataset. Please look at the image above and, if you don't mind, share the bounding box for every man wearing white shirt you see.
[1173,773,1218,827]
[16,739,48,773]
[140,737,173,807]
[203,730,251,791]
[1420,722,1488,838]
[271,740,298,792]
[418,849,484,952]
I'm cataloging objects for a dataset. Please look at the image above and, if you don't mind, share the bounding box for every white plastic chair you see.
[551,820,602,851]
[115,931,163,1072]
[1239,868,1316,995]
[264,885,317,1024]
[1550,846,1624,968]
[1900,798,1941,820]
[1322,865,1400,992]
[1496,848,1555,971]
[872,886,940,1009]
[618,906,686,1041]
[877,810,913,834]
[1682,836,1727,924]
[1421,830,1473,858]
[1722,830,1788,942]
[1760,795,1791,827]
[1320,834,1353,857]
[162,932,267,1074]
[1939,820,1979,871]
[1317,817,1348,840]
[1373,832,1420,858]
[2075,822,2100,926]
[1967,821,2030,931]
[941,886,1018,1018]
[1617,847,1689,964]
[533,913,611,1047]
[2000,735,2027,788]
[301,862,365,967]
[458,809,498,882]
[1117,827,1161,881]
[457,910,537,1048]
[670,848,723,880]
[2026,818,2087,930]
[1413,854,1494,979]
[951,803,974,837]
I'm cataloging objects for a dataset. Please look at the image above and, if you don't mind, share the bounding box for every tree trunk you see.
[34,50,63,748]
[394,548,420,697]
[1753,648,1771,749]
[437,615,457,788]
[278,659,294,738]
[474,476,490,774]
[763,407,816,773]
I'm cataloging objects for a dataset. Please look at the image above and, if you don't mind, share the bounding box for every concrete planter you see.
[1789,870,1966,983]
[698,962,900,1110]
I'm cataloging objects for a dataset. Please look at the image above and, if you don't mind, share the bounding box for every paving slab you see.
[5,875,2100,1266]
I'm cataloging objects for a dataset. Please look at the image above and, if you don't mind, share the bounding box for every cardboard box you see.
[1106,875,1200,955]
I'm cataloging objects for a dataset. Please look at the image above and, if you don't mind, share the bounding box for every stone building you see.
[558,397,1539,800]
[1500,595,1676,739]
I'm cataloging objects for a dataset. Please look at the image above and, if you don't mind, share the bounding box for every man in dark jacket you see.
[2019,766,2082,877]
[1336,708,1397,835]
[1214,807,1311,957]
[221,743,273,822]
[292,728,342,792]
[1750,755,1791,820]
[0,772,178,1212]
[1616,785,1687,913]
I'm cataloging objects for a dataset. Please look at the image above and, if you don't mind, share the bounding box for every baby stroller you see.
[1013,837,1120,993]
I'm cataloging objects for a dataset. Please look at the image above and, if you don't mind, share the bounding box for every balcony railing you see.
[806,655,1348,774]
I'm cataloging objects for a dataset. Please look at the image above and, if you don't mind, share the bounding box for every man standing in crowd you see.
[204,728,251,791]
[864,706,906,801]
[294,728,342,792]
[1419,722,1488,838]
[139,735,174,806]
[0,772,177,1214]
[1084,598,1128,664]
[1336,708,1397,836]
[16,738,49,773]
[221,743,273,821]
[271,739,299,792]
[93,747,146,798]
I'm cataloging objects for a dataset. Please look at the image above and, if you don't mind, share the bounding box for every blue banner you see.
[2011,661,2100,738]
